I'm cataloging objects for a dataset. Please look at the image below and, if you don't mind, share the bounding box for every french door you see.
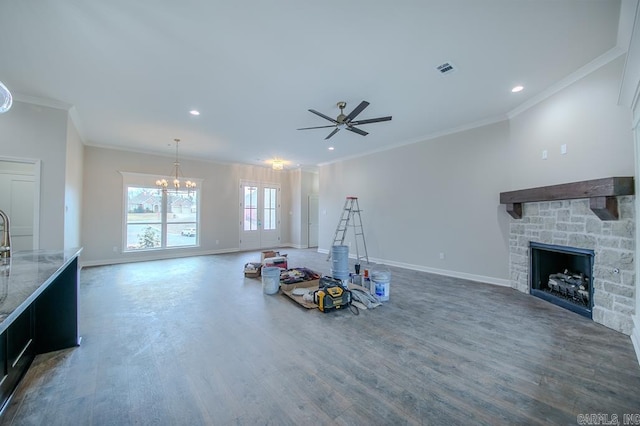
[239,180,281,250]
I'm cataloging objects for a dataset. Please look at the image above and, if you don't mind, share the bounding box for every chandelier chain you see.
[156,138,196,193]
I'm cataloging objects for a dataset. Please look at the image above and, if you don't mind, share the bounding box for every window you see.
[125,185,199,251]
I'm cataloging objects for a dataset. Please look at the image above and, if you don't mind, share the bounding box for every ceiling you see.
[0,1,626,169]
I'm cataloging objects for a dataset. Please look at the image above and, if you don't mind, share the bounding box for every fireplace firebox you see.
[529,242,595,319]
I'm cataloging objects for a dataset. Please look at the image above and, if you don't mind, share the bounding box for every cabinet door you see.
[0,306,35,412]
[0,330,8,410]
[7,306,34,375]
[35,257,79,352]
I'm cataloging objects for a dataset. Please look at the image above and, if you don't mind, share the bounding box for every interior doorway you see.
[0,158,40,250]
[239,180,281,251]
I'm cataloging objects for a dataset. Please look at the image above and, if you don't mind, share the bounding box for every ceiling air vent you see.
[436,62,456,75]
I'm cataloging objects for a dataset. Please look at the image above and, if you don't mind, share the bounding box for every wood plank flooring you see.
[1,248,639,425]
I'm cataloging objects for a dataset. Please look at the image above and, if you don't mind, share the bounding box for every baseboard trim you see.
[281,243,308,249]
[631,314,640,366]
[80,248,239,268]
[316,249,509,287]
[83,244,321,268]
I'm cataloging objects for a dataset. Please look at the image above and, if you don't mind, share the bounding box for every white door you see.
[239,181,281,250]
[308,194,319,248]
[0,164,36,251]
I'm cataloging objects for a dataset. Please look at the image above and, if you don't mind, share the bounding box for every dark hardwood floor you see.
[1,248,639,425]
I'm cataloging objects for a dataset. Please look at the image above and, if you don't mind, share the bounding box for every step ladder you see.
[327,196,369,264]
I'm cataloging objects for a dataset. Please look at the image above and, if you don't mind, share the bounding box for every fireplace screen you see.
[529,242,594,319]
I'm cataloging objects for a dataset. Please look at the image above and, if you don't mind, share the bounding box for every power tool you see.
[314,276,351,312]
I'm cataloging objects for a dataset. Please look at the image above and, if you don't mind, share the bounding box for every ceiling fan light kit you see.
[297,100,392,140]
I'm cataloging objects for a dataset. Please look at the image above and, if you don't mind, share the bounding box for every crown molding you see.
[508,47,626,119]
[317,114,508,167]
[619,0,640,109]
[12,93,72,110]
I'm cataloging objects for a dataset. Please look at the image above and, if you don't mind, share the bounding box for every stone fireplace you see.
[501,178,636,335]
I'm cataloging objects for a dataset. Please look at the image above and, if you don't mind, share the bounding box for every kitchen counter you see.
[0,247,82,414]
[0,248,82,334]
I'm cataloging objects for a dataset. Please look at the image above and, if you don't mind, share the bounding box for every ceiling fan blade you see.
[325,128,340,140]
[309,109,337,123]
[297,125,337,130]
[345,101,369,122]
[346,126,368,136]
[350,116,392,125]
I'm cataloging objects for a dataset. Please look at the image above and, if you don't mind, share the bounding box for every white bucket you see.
[331,245,349,281]
[371,270,391,302]
[262,267,281,295]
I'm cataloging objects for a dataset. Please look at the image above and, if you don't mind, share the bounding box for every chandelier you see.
[0,80,12,114]
[156,138,196,193]
[272,159,284,170]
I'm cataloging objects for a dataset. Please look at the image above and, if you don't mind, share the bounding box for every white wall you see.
[285,169,319,249]
[319,120,512,284]
[64,116,84,249]
[0,101,68,250]
[286,169,302,247]
[80,146,295,265]
[618,0,640,364]
[300,170,318,248]
[508,56,634,189]
[318,55,634,285]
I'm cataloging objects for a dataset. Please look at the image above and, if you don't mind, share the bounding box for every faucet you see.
[0,210,10,259]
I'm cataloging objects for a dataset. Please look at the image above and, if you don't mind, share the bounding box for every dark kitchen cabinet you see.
[0,250,80,415]
[0,306,35,407]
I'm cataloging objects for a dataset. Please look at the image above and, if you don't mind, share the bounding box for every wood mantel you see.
[499,177,634,221]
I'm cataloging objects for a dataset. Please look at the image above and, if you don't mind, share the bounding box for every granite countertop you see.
[0,248,82,332]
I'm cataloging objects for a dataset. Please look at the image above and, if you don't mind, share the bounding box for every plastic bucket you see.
[371,270,391,301]
[331,245,349,281]
[262,267,281,295]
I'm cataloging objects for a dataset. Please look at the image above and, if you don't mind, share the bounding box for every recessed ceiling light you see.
[328,146,335,151]
[511,85,524,93]
[189,110,200,116]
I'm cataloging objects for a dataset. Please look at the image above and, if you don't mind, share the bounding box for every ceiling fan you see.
[297,101,392,140]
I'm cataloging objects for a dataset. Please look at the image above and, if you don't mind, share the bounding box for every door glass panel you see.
[244,186,258,231]
[263,187,277,230]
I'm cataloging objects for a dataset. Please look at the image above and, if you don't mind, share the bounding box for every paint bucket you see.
[371,269,391,302]
[262,267,281,295]
[331,245,349,282]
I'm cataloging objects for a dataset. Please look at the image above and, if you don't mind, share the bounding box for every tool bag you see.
[313,276,351,312]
